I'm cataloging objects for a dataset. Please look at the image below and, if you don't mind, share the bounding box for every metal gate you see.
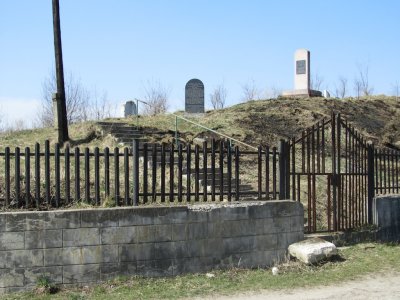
[285,113,373,233]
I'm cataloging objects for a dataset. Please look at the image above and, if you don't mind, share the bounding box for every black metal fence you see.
[0,140,280,208]
[374,148,400,195]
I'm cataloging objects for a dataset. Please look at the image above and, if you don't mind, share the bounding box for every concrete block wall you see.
[373,194,400,241]
[0,200,304,294]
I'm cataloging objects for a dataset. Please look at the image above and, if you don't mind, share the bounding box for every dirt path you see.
[202,272,400,300]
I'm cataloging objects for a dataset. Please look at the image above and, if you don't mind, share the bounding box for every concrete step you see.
[97,121,127,126]
[114,133,145,139]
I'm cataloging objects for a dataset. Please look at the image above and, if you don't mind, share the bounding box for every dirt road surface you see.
[201,272,400,300]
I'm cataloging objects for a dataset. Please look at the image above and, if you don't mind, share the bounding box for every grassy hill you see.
[1,96,400,150]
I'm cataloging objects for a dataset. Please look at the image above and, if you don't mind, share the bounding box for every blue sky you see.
[1,0,399,126]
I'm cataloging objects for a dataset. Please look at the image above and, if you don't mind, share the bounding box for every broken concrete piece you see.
[288,237,337,264]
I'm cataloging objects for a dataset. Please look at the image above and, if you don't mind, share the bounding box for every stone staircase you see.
[182,168,254,193]
[97,121,147,146]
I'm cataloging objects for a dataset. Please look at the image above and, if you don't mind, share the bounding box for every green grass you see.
[4,242,400,300]
[2,95,400,152]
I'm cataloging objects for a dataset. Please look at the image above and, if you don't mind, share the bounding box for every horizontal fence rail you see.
[0,140,279,208]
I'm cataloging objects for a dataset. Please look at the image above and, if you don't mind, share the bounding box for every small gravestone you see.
[124,101,137,117]
[185,79,204,113]
[282,49,322,98]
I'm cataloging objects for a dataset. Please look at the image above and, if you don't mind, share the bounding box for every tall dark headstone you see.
[185,79,204,113]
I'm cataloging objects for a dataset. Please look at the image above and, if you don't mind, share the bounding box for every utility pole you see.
[52,0,69,144]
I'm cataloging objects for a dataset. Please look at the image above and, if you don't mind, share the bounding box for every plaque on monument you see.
[296,60,306,75]
[185,79,204,113]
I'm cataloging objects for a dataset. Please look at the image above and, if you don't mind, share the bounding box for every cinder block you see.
[23,266,63,286]
[45,245,118,266]
[255,234,278,251]
[290,215,305,232]
[135,226,155,243]
[273,217,291,233]
[248,204,274,219]
[101,227,136,244]
[206,238,223,259]
[153,241,187,260]
[100,263,123,281]
[186,239,207,257]
[54,211,81,228]
[285,231,304,246]
[272,201,297,217]
[222,220,256,238]
[119,207,187,227]
[0,232,24,250]
[63,228,100,246]
[136,259,174,277]
[207,222,222,238]
[167,208,189,224]
[222,236,255,254]
[5,214,26,232]
[44,248,62,266]
[0,286,26,295]
[120,243,154,262]
[113,262,137,278]
[25,230,62,249]
[0,215,6,232]
[171,223,187,241]
[0,269,24,288]
[135,225,172,243]
[26,211,80,231]
[81,209,119,228]
[154,225,172,242]
[207,207,221,223]
[63,264,101,284]
[219,206,249,221]
[0,250,43,268]
[187,209,208,223]
[173,257,214,275]
[187,222,208,240]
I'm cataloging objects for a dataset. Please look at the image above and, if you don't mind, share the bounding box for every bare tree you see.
[353,78,362,100]
[334,76,348,99]
[142,80,169,115]
[89,89,117,120]
[264,85,282,99]
[392,81,400,101]
[39,71,90,127]
[210,84,227,109]
[241,80,260,102]
[310,72,324,91]
[356,63,373,96]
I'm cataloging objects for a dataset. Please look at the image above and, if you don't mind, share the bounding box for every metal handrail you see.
[133,98,258,150]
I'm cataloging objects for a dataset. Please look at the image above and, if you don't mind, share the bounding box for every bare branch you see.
[310,73,324,91]
[142,80,169,115]
[241,80,260,102]
[210,84,227,109]
[356,63,374,96]
[334,76,348,99]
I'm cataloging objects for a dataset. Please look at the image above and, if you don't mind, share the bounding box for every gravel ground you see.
[201,272,400,300]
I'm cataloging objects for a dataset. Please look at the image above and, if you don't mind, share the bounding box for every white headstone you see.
[322,90,330,98]
[281,49,322,98]
[294,49,310,91]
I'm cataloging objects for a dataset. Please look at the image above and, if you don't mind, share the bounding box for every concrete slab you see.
[288,237,337,264]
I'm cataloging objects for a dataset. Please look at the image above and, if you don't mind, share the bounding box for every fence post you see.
[279,139,288,199]
[133,139,139,206]
[367,142,375,224]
